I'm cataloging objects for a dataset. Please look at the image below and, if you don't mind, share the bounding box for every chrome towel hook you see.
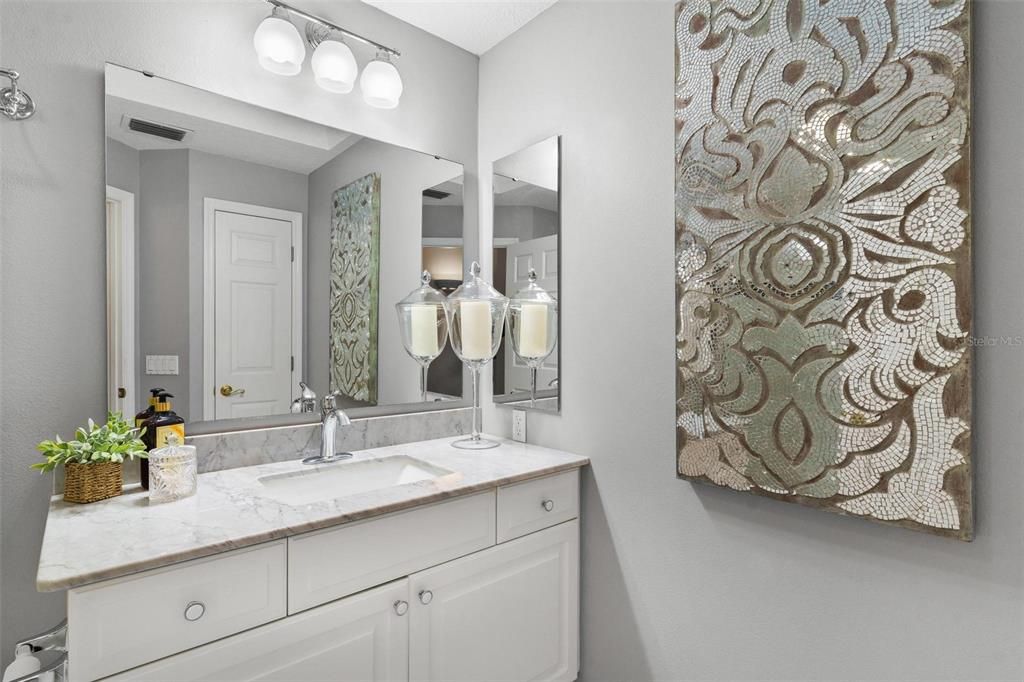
[0,68,35,120]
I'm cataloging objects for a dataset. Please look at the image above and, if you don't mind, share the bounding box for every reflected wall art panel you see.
[674,0,972,538]
[330,173,381,405]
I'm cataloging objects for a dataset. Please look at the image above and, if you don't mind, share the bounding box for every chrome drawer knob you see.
[184,601,206,622]
[419,589,433,605]
[394,600,409,616]
[541,499,555,512]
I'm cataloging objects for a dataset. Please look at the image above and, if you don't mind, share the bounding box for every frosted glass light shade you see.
[254,13,305,76]
[360,54,403,109]
[312,39,358,93]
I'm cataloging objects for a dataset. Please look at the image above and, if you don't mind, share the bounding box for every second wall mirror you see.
[491,136,561,413]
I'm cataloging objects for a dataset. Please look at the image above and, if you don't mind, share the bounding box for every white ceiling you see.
[361,1,558,55]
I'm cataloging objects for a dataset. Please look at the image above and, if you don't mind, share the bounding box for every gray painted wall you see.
[137,149,190,414]
[105,138,139,198]
[481,1,1024,680]
[307,138,463,407]
[423,205,464,239]
[495,205,557,240]
[0,0,478,665]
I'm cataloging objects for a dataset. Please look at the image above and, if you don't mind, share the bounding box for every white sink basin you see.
[256,455,454,506]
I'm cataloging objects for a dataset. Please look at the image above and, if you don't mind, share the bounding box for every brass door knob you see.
[220,384,245,397]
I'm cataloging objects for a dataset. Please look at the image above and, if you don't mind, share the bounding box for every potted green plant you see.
[34,412,148,504]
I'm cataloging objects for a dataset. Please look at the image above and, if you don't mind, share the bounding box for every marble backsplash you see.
[189,407,472,473]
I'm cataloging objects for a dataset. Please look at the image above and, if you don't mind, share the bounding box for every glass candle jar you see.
[148,433,198,504]
[395,271,449,402]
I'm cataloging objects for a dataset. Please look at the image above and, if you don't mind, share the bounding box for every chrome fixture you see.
[302,392,354,465]
[290,381,317,414]
[8,619,67,682]
[254,0,403,107]
[0,68,35,121]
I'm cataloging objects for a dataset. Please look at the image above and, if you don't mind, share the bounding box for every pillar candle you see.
[460,300,492,360]
[410,304,439,357]
[518,303,549,358]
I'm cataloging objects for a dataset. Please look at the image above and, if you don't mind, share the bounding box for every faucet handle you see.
[321,390,344,413]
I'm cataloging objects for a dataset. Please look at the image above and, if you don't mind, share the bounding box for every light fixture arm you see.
[264,0,400,58]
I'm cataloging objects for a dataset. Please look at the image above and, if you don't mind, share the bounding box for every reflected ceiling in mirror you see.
[104,64,467,431]
[491,136,560,413]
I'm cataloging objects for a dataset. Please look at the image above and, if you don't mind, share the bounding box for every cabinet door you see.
[105,579,410,682]
[409,520,579,682]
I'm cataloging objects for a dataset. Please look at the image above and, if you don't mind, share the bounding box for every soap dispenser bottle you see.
[140,391,185,490]
[134,387,166,427]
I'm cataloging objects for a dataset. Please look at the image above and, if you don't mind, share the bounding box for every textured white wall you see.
[480,1,1024,680]
[0,0,477,665]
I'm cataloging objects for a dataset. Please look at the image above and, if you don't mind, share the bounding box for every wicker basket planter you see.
[63,461,123,504]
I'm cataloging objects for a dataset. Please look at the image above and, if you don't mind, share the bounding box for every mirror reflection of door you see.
[204,200,302,421]
[504,235,558,393]
[106,185,136,417]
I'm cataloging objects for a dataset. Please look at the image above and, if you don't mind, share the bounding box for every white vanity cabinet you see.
[72,469,581,682]
[409,520,579,682]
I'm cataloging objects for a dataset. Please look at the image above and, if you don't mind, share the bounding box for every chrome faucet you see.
[302,392,354,465]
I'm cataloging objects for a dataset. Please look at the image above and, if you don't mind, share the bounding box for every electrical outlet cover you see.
[512,409,527,443]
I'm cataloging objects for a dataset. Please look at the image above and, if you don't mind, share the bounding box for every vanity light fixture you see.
[255,0,404,108]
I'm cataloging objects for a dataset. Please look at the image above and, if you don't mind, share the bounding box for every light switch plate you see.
[512,409,527,443]
[145,355,179,376]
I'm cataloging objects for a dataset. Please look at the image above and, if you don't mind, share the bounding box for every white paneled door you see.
[505,234,559,392]
[204,199,302,421]
[409,520,579,682]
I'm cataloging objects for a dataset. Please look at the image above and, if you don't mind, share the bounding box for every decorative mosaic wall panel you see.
[330,173,380,404]
[674,0,971,538]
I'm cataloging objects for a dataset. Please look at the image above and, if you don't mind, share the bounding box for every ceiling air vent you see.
[423,188,451,200]
[121,115,192,143]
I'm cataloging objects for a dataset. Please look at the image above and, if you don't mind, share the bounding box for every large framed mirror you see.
[491,136,561,413]
[104,63,469,433]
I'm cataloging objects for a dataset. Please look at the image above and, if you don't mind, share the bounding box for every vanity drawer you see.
[68,541,287,681]
[288,491,495,614]
[497,469,579,542]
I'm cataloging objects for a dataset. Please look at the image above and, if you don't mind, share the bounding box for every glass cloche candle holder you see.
[508,269,558,408]
[445,261,509,449]
[395,271,449,402]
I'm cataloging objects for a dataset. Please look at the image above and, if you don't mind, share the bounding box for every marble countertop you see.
[36,436,588,592]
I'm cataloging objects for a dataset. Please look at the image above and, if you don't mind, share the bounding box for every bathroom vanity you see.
[37,437,587,681]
